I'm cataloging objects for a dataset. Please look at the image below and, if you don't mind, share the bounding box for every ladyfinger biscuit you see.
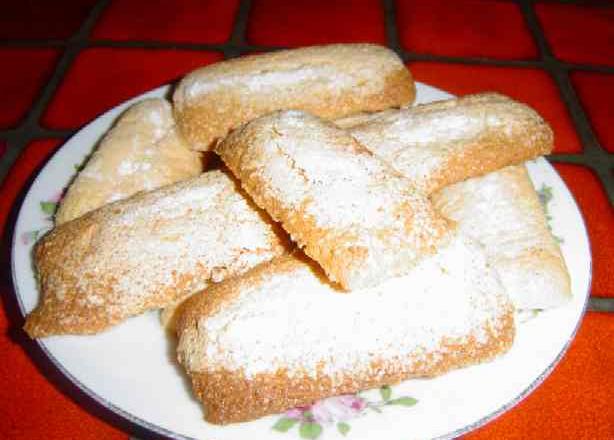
[333,107,401,129]
[432,164,571,309]
[215,110,452,290]
[177,234,515,424]
[56,98,203,224]
[348,93,553,194]
[173,44,415,151]
[25,171,289,337]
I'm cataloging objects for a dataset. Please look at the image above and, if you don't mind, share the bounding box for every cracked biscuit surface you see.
[215,110,452,290]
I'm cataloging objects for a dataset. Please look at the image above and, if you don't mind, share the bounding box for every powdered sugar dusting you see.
[433,165,571,309]
[349,106,481,192]
[176,44,402,105]
[185,234,511,380]
[57,171,286,316]
[218,110,450,289]
[349,93,550,192]
[266,114,402,227]
[117,160,152,176]
[144,104,169,138]
[185,66,355,99]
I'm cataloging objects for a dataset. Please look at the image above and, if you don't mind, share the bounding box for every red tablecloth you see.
[1,1,612,438]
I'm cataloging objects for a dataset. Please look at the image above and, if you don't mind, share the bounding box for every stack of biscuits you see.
[23,44,571,425]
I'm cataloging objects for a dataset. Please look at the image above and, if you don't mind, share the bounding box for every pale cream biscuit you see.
[348,93,553,194]
[56,98,203,224]
[173,44,415,151]
[177,234,514,424]
[432,164,571,309]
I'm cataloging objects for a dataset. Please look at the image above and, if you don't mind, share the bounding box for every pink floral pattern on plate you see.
[273,386,417,438]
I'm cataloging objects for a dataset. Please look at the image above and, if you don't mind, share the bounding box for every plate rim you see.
[10,82,593,440]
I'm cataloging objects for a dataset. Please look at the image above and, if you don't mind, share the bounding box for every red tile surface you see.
[570,71,614,153]
[467,312,614,439]
[247,0,386,47]
[2,4,612,439]
[0,48,59,128]
[0,0,97,40]
[0,139,128,440]
[396,0,538,59]
[409,62,581,153]
[536,3,614,66]
[93,0,240,44]
[554,163,614,298]
[42,48,223,129]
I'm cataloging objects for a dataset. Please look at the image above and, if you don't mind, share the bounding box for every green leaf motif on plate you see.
[337,422,351,436]
[538,184,553,206]
[273,417,299,432]
[380,385,392,401]
[387,397,418,407]
[537,184,563,243]
[299,422,322,439]
[40,201,57,216]
[271,388,418,437]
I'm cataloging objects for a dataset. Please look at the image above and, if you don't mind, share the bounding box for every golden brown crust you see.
[177,249,515,424]
[349,92,554,194]
[173,44,415,151]
[25,171,289,337]
[215,110,452,290]
[189,322,514,424]
[159,294,202,333]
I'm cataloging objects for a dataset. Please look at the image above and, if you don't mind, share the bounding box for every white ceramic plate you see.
[12,83,591,440]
